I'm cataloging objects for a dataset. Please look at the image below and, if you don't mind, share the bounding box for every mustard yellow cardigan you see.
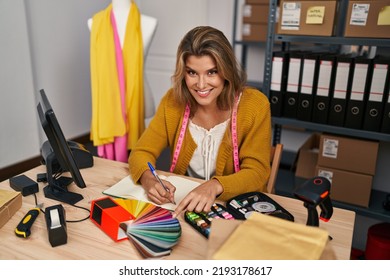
[128,87,272,201]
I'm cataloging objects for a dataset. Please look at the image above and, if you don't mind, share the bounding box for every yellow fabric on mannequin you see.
[90,2,144,149]
[123,2,144,150]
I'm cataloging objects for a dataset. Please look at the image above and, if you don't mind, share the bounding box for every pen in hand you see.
[147,162,176,205]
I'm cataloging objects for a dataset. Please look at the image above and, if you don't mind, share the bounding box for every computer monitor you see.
[37,89,89,205]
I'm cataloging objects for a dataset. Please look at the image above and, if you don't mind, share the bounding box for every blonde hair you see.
[172,26,247,114]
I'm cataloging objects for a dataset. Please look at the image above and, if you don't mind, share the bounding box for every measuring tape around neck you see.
[169,103,190,173]
[231,95,240,173]
[169,95,240,173]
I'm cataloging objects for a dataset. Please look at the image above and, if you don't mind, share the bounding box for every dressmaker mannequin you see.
[88,0,158,119]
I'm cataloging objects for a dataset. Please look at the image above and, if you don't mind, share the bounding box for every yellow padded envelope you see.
[211,212,329,260]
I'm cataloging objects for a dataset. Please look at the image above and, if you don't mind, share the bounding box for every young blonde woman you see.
[129,26,272,217]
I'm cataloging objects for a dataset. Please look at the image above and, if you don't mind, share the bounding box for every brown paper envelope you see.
[210,212,329,260]
[207,219,243,259]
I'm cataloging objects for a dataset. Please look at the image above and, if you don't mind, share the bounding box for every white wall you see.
[0,0,40,168]
[24,0,114,145]
[0,0,110,169]
[0,0,234,169]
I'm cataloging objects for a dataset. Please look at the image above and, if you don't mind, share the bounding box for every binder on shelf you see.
[269,51,289,117]
[283,51,304,119]
[362,56,390,132]
[381,86,390,134]
[311,54,336,124]
[344,57,373,130]
[328,55,354,127]
[297,52,320,122]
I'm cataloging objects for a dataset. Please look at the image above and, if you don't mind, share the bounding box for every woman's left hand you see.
[172,179,223,218]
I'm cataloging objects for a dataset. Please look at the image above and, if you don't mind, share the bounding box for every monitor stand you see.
[44,155,84,205]
[44,177,84,205]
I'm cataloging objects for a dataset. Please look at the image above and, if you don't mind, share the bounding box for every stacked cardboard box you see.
[0,189,22,229]
[277,0,338,36]
[295,133,379,207]
[344,0,390,38]
[242,0,270,41]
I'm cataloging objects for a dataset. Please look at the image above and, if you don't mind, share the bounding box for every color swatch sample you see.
[184,204,235,238]
[115,198,182,258]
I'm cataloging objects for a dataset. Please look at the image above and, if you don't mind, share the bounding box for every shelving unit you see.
[233,0,390,222]
[232,0,267,90]
[262,0,390,142]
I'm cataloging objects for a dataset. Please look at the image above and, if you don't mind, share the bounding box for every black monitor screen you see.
[37,89,86,205]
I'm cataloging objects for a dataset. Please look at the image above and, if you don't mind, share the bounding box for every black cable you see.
[33,193,90,223]
[66,204,91,223]
[33,193,44,214]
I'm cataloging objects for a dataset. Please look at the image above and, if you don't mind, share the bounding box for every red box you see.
[90,196,134,241]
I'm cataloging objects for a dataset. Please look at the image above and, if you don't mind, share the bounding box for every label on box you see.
[306,6,325,25]
[350,4,369,26]
[243,5,253,17]
[322,138,338,159]
[242,23,251,36]
[281,2,301,30]
[378,6,390,25]
[317,169,333,184]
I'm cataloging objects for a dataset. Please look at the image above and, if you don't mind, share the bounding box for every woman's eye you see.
[187,70,196,76]
[208,70,218,75]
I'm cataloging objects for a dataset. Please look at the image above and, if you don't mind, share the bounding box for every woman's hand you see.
[172,179,223,218]
[140,170,176,205]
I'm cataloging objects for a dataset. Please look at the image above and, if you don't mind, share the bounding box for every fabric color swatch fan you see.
[115,198,182,258]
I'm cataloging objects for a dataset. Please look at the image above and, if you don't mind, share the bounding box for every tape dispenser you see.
[45,204,67,247]
[293,176,333,227]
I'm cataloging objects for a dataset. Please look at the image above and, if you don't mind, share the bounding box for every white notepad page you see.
[103,175,201,211]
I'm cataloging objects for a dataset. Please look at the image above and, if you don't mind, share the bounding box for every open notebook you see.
[103,175,201,211]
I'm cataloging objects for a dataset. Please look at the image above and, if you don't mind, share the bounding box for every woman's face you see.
[184,55,225,109]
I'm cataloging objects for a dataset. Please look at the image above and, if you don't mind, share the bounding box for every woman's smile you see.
[185,55,224,108]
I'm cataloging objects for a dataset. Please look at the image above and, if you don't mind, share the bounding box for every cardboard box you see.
[295,133,321,179]
[344,0,390,38]
[0,189,22,229]
[90,196,135,241]
[242,23,269,41]
[316,166,373,207]
[277,0,338,36]
[243,4,270,24]
[318,134,379,175]
[246,0,270,4]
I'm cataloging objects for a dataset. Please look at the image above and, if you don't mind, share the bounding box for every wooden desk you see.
[0,157,355,260]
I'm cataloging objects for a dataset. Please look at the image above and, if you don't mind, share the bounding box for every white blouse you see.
[187,119,230,180]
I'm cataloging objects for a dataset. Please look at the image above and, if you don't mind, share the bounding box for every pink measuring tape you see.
[169,95,240,173]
